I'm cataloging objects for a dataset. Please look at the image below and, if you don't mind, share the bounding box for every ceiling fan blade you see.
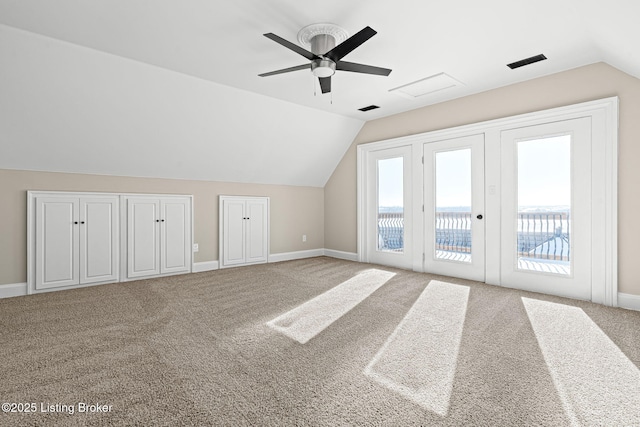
[319,76,331,94]
[325,26,377,62]
[263,33,319,60]
[259,64,310,77]
[336,61,392,76]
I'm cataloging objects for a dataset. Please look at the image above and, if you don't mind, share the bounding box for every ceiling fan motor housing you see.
[310,33,336,55]
[310,33,337,77]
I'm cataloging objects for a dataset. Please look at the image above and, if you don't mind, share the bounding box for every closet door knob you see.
[161,219,165,222]
[74,221,79,224]
[81,221,85,224]
[156,219,160,222]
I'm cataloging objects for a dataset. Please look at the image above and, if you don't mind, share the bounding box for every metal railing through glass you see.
[377,210,571,267]
[517,211,570,261]
[377,212,404,252]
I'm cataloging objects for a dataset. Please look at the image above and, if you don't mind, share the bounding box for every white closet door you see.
[223,199,246,266]
[127,198,160,278]
[79,197,118,284]
[161,198,191,274]
[245,199,268,264]
[35,197,79,290]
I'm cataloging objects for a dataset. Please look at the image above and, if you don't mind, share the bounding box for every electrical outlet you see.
[193,243,199,252]
[302,235,307,242]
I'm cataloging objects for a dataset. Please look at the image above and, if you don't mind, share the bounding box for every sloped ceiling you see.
[0,1,638,186]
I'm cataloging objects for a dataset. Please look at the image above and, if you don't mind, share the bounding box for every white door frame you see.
[357,97,618,306]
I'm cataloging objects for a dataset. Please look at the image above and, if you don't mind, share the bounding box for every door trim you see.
[357,96,618,306]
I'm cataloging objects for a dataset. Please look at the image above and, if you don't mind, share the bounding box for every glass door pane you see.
[377,157,404,253]
[516,135,571,275]
[435,149,472,263]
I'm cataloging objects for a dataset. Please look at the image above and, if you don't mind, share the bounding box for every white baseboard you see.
[269,249,325,263]
[0,282,28,299]
[618,292,640,312]
[192,261,219,273]
[323,249,359,262]
[2,252,360,300]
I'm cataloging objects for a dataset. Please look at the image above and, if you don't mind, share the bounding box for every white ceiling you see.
[1,1,639,186]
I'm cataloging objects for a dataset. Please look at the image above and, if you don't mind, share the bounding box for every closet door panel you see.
[246,199,268,264]
[80,198,118,284]
[35,197,79,290]
[127,199,160,278]
[161,198,191,274]
[223,199,246,266]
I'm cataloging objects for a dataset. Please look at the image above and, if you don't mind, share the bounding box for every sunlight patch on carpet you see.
[522,297,640,426]
[364,280,469,416]
[267,269,395,344]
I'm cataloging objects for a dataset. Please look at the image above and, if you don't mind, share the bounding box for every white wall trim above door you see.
[357,96,618,307]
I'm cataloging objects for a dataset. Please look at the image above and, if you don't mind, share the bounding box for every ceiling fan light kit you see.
[311,59,336,77]
[259,23,392,95]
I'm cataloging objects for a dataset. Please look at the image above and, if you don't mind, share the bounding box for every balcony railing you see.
[517,212,570,261]
[436,212,472,254]
[378,212,404,251]
[377,211,571,264]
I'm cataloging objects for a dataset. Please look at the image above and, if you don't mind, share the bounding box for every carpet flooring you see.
[1,257,639,426]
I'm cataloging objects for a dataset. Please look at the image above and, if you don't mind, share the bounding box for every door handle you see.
[476,214,483,220]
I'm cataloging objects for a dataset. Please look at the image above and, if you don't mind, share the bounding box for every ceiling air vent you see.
[507,54,547,69]
[358,105,380,112]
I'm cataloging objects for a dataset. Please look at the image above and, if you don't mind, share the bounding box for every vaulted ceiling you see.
[1,1,638,186]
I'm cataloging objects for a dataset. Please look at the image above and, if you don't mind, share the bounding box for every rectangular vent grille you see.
[358,105,380,112]
[507,54,547,69]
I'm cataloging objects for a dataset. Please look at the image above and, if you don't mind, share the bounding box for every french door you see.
[366,145,413,269]
[500,117,592,300]
[424,134,485,281]
[358,98,615,305]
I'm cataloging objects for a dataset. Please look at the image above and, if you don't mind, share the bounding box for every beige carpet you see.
[1,257,639,426]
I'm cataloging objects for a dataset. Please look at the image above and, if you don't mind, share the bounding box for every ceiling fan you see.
[258,23,392,94]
